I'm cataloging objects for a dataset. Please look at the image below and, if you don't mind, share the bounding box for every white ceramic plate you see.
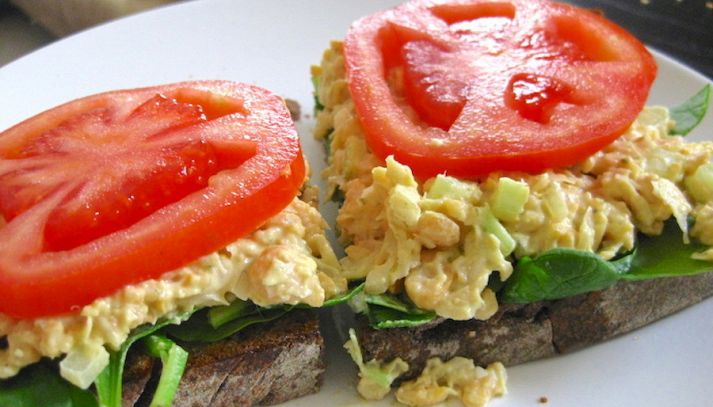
[0,1,711,406]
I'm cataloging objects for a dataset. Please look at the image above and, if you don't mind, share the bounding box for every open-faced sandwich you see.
[312,0,713,405]
[0,81,349,406]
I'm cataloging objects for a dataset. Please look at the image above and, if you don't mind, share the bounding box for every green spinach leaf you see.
[323,128,334,157]
[0,362,98,407]
[95,312,191,407]
[321,282,365,307]
[625,220,713,280]
[501,249,628,303]
[362,293,435,329]
[366,304,436,329]
[312,75,324,114]
[207,299,253,329]
[143,335,188,407]
[166,307,289,343]
[365,292,412,313]
[670,84,710,136]
[500,220,713,303]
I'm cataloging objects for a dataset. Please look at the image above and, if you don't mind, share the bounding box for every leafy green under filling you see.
[95,312,191,407]
[166,304,290,343]
[142,335,188,407]
[501,220,713,303]
[498,249,630,304]
[0,363,99,407]
[171,282,367,343]
[626,219,713,280]
[348,288,436,329]
[323,128,334,157]
[312,75,325,114]
[0,283,364,406]
[670,84,710,136]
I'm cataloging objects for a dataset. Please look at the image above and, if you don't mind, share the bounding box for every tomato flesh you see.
[505,73,574,124]
[402,40,469,130]
[0,81,304,318]
[344,0,657,178]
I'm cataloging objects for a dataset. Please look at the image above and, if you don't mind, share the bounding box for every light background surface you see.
[0,1,711,406]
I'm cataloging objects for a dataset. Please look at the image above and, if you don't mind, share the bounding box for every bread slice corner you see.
[123,309,325,407]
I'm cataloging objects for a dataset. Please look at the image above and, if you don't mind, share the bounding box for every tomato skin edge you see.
[0,81,305,319]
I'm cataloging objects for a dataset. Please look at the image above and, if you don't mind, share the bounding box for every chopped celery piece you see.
[685,162,713,203]
[490,177,529,222]
[645,147,685,182]
[426,174,477,201]
[59,343,110,390]
[344,328,409,400]
[482,207,516,256]
[348,291,368,314]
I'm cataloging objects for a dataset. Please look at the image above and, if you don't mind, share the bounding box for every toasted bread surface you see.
[353,272,713,382]
[123,310,325,407]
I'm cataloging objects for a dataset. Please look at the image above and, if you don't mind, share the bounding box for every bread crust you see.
[353,272,713,381]
[123,310,325,407]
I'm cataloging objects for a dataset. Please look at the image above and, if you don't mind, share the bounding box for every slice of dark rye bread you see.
[351,272,713,382]
[121,309,326,407]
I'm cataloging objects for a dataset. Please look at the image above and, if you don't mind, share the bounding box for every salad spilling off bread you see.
[312,0,713,406]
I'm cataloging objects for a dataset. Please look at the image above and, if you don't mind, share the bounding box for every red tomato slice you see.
[0,81,305,318]
[344,0,657,178]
